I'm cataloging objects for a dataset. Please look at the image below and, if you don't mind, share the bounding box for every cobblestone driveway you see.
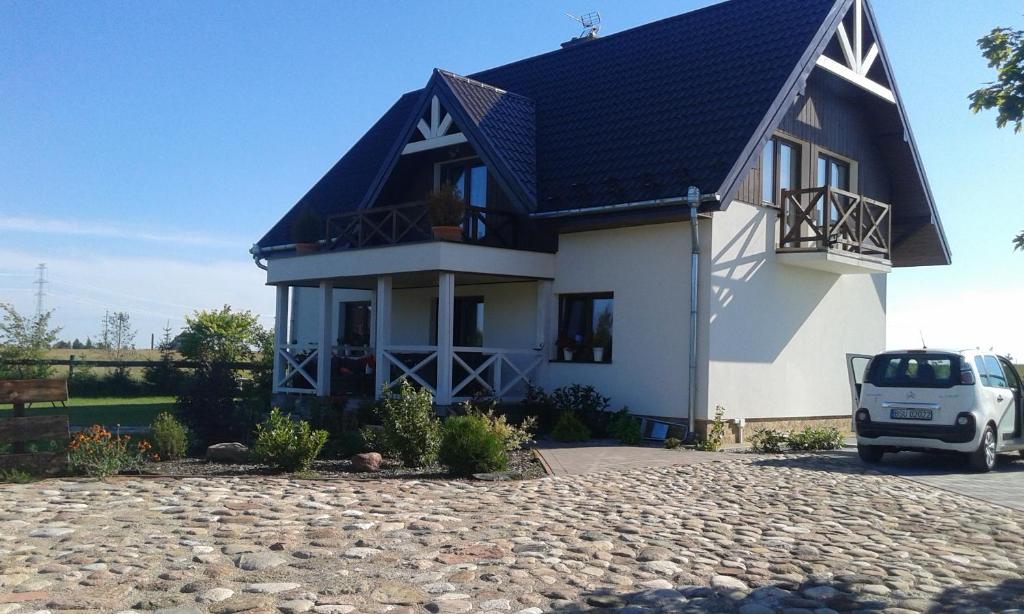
[1,455,1022,613]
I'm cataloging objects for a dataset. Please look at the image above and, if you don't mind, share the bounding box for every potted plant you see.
[426,182,466,241]
[291,207,323,254]
[557,333,582,362]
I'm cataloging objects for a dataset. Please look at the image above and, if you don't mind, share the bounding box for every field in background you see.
[0,396,174,427]
[43,348,169,380]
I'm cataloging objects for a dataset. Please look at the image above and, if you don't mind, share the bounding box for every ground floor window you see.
[557,293,613,363]
[338,301,371,347]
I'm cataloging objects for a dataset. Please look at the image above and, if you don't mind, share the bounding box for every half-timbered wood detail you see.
[402,95,468,155]
[779,186,891,259]
[815,0,894,102]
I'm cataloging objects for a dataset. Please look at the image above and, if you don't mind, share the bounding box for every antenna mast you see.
[566,11,601,40]
[34,263,47,316]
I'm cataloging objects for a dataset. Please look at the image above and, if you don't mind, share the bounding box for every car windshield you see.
[866,353,960,388]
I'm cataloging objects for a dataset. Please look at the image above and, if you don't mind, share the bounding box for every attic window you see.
[761,136,800,206]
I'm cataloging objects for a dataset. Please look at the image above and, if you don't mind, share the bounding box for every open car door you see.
[846,353,872,412]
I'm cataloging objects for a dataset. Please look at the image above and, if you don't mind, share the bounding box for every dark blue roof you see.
[259,0,841,247]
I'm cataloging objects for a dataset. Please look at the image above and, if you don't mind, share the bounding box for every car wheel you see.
[858,443,883,464]
[968,426,997,472]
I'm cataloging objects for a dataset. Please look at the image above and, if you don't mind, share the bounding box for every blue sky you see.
[1,0,1022,357]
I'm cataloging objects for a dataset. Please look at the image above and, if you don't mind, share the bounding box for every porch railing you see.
[274,344,372,395]
[324,202,529,251]
[379,345,543,401]
[779,186,891,260]
[451,347,545,400]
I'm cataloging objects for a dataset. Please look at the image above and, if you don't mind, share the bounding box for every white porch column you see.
[535,280,552,350]
[272,285,289,393]
[374,276,392,398]
[316,280,333,397]
[435,271,455,405]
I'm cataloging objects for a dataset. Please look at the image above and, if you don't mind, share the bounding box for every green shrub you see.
[378,380,441,467]
[786,426,844,451]
[663,437,682,450]
[460,398,536,451]
[609,409,642,445]
[695,406,727,452]
[251,409,328,472]
[0,468,35,483]
[551,384,610,415]
[149,412,189,461]
[438,414,508,477]
[551,411,591,442]
[749,428,788,453]
[68,425,150,477]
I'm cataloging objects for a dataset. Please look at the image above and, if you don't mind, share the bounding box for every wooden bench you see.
[0,379,70,473]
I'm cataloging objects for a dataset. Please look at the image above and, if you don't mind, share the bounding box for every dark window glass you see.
[558,293,613,362]
[431,296,484,347]
[866,353,961,388]
[440,160,488,239]
[983,355,1009,388]
[818,153,850,190]
[338,301,371,346]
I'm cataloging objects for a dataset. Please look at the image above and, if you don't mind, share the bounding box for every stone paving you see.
[1,455,1023,613]
[536,443,718,476]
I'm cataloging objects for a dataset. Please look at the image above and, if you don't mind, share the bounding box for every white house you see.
[251,0,949,441]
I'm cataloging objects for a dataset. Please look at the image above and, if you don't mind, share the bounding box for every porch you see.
[270,265,553,405]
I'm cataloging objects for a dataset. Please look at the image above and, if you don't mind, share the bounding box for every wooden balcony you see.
[322,202,554,253]
[778,186,892,274]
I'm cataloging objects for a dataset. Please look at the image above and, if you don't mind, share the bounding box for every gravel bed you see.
[138,448,547,480]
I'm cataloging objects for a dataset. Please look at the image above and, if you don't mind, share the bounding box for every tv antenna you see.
[34,263,47,316]
[566,11,601,39]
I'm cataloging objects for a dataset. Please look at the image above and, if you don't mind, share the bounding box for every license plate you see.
[890,408,933,420]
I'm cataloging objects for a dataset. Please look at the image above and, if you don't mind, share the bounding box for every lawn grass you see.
[0,396,175,427]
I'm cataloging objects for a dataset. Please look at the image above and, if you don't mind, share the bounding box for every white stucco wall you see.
[704,200,886,420]
[543,223,708,418]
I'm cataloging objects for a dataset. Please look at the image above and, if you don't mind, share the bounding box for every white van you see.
[850,349,1024,472]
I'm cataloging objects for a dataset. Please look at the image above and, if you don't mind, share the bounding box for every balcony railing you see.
[779,186,891,260]
[322,202,551,252]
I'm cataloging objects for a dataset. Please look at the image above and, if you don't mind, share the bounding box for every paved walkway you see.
[536,441,720,475]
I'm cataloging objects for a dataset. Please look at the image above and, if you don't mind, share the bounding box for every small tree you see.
[101,311,136,366]
[178,306,265,363]
[143,323,181,395]
[0,303,61,379]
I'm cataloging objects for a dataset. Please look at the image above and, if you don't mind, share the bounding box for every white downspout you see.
[686,186,701,441]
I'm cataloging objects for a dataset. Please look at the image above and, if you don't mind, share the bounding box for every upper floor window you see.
[440,159,487,207]
[817,153,850,190]
[761,137,801,206]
